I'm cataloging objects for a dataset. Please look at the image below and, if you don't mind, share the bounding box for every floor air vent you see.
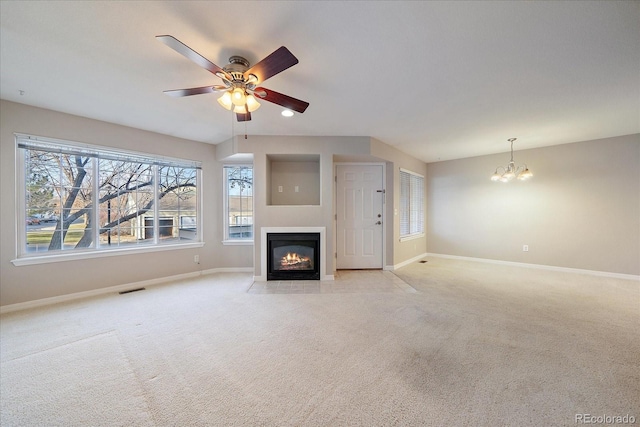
[119,288,146,295]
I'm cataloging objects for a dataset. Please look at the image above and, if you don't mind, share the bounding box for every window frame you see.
[222,164,253,245]
[13,134,203,266]
[399,167,425,242]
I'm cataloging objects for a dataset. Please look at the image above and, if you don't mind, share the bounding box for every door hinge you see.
[335,252,337,258]
[335,214,337,220]
[334,176,337,182]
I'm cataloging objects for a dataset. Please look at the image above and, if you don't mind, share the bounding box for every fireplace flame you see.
[281,252,310,267]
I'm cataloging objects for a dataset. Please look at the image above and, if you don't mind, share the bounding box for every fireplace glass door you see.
[267,233,320,280]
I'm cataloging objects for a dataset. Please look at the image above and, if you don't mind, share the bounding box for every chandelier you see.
[491,138,532,182]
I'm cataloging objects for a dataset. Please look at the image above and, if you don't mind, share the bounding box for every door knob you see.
[375,221,382,225]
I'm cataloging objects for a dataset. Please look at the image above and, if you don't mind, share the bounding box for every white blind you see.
[410,172,424,234]
[399,168,424,237]
[400,170,411,236]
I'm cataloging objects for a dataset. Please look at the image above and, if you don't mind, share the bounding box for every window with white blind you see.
[399,168,425,241]
[14,134,201,265]
[223,165,253,243]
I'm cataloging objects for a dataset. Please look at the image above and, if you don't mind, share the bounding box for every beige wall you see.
[223,135,429,277]
[370,138,428,267]
[426,134,640,275]
[269,160,321,206]
[232,135,370,277]
[2,103,430,306]
[6,100,632,307]
[0,101,252,307]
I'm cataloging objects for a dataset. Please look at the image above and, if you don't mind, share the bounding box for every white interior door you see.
[336,164,384,269]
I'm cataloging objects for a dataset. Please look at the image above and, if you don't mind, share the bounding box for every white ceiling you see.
[1,1,638,162]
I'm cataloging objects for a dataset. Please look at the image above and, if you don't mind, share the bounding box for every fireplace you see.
[267,232,320,280]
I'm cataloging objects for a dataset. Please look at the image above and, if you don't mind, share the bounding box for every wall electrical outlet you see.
[194,255,200,263]
[278,185,283,193]
[523,245,529,252]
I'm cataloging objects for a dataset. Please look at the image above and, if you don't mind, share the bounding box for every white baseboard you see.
[202,267,254,275]
[0,267,254,314]
[425,253,640,281]
[388,253,429,271]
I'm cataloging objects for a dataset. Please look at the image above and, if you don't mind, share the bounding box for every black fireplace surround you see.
[267,232,320,280]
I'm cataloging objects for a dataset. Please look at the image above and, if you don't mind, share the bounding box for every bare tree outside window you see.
[224,166,253,240]
[23,145,198,254]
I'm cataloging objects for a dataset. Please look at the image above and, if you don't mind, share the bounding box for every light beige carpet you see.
[1,258,638,426]
[1,331,153,426]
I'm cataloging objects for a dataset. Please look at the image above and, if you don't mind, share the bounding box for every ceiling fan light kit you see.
[217,92,232,110]
[157,35,309,122]
[491,138,533,182]
[231,87,247,106]
[245,95,261,112]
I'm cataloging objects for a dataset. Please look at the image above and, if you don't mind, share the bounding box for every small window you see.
[399,168,424,240]
[16,134,201,261]
[223,165,253,242]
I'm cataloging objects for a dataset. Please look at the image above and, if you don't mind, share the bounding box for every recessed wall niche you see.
[267,154,320,206]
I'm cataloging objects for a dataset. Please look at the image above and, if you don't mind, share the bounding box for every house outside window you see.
[223,165,253,243]
[399,168,425,241]
[15,134,201,263]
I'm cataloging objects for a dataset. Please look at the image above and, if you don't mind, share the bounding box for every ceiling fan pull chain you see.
[231,106,235,142]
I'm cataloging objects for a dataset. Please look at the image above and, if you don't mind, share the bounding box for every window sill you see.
[222,240,253,246]
[399,233,425,242]
[11,241,205,266]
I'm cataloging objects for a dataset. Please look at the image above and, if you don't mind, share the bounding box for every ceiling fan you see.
[157,35,309,122]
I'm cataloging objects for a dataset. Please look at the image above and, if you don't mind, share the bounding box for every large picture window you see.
[223,165,253,242]
[399,168,425,241]
[16,134,201,263]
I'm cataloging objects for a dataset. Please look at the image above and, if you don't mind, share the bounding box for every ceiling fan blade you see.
[163,85,227,97]
[254,87,309,113]
[236,112,252,122]
[156,35,230,79]
[245,46,298,84]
